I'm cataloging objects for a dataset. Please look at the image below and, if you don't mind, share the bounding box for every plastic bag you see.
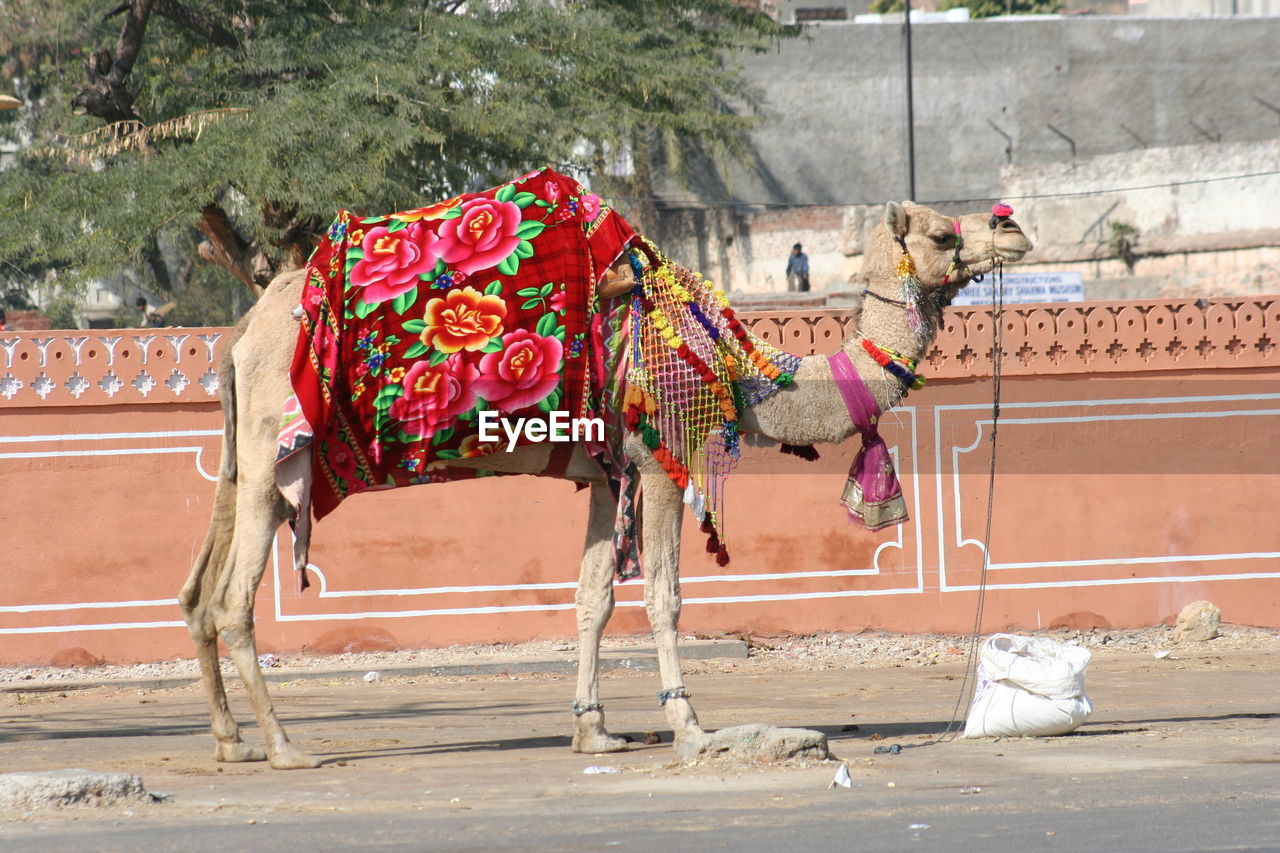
[963,633,1094,738]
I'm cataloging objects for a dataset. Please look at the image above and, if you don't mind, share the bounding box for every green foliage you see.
[871,0,1062,14]
[0,0,795,323]
[42,290,81,329]
[938,0,1064,16]
[1108,220,1139,273]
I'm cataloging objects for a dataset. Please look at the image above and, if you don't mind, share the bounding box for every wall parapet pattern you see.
[739,295,1280,378]
[0,328,224,408]
[1,296,1277,408]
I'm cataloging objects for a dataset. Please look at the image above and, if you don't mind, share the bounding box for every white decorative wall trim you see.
[0,429,221,635]
[268,411,925,623]
[935,393,1280,592]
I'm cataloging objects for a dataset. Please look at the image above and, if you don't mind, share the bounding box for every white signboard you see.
[950,271,1085,306]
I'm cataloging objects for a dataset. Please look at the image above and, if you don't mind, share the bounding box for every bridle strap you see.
[862,288,908,307]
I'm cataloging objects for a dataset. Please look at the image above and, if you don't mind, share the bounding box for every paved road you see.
[1,650,1277,852]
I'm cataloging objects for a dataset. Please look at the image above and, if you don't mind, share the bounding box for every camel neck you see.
[843,277,934,413]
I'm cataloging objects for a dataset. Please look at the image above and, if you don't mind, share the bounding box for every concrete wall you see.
[666,17,1280,207]
[656,137,1280,296]
[1130,0,1280,15]
[3,295,1279,665]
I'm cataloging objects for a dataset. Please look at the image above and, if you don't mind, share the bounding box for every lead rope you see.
[917,214,1006,748]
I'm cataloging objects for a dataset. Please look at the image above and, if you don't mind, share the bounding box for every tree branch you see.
[262,201,321,272]
[196,204,275,296]
[105,0,240,50]
[144,236,173,294]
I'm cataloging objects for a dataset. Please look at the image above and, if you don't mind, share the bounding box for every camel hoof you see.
[214,741,267,763]
[571,733,631,754]
[268,746,323,770]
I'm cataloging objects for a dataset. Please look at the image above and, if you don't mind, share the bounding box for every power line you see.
[619,168,1280,210]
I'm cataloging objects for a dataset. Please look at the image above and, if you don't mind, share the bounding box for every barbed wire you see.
[617,168,1280,209]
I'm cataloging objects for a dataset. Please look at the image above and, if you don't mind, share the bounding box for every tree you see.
[0,0,795,322]
[869,0,1062,15]
[938,0,1063,16]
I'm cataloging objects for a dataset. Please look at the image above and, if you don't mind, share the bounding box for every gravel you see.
[2,625,1276,689]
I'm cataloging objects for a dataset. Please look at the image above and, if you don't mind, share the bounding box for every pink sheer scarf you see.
[827,350,909,531]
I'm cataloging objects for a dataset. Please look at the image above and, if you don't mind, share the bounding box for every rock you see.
[303,626,400,655]
[675,724,829,763]
[1174,600,1221,643]
[0,770,148,810]
[49,647,103,669]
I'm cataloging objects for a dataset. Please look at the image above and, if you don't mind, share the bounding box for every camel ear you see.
[883,202,908,238]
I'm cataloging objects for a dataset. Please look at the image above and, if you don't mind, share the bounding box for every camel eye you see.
[930,234,953,246]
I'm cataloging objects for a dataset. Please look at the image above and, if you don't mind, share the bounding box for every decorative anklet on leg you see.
[657,687,690,707]
[571,701,604,716]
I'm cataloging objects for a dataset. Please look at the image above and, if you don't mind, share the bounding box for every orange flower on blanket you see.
[459,435,500,458]
[420,286,507,354]
[392,195,463,223]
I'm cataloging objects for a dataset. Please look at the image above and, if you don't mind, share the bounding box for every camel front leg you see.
[640,468,704,746]
[571,483,630,753]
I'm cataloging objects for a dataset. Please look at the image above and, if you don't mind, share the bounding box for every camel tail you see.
[180,323,247,616]
[218,344,238,483]
[180,417,240,618]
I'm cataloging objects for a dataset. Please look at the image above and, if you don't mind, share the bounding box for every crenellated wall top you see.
[0,328,226,408]
[740,295,1280,379]
[1,296,1277,408]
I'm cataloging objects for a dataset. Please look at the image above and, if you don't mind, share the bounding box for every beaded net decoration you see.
[623,242,801,564]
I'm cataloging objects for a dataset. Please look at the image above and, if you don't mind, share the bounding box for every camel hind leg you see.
[179,471,266,763]
[208,370,320,769]
[571,482,630,753]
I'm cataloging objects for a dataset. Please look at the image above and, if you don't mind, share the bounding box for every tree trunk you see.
[196,204,275,297]
[73,0,156,123]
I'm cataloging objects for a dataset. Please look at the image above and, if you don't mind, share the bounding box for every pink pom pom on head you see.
[992,203,1014,218]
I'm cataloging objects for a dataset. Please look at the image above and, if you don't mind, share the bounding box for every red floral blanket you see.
[278,169,637,535]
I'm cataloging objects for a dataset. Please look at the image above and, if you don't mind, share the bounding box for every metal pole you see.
[903,0,916,200]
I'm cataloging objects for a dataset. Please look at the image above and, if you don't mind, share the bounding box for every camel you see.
[180,201,1032,769]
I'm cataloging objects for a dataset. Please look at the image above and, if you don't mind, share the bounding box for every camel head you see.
[875,201,1033,306]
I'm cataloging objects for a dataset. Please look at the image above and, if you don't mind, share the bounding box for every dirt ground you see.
[1,631,1277,851]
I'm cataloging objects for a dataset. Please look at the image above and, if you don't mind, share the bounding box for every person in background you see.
[785,243,810,292]
[135,296,177,327]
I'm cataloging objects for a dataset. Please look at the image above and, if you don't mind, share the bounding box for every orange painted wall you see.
[2,298,1277,664]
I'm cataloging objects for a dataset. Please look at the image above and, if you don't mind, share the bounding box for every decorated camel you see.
[181,170,1032,769]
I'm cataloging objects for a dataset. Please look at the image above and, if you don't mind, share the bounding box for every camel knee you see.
[218,616,258,653]
[183,604,218,643]
[575,592,614,633]
[645,605,680,636]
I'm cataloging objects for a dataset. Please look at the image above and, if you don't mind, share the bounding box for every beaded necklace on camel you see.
[859,236,938,396]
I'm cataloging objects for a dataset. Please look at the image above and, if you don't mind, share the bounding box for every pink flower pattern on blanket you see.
[349,222,440,303]
[436,197,524,275]
[390,356,480,437]
[283,168,640,521]
[474,329,563,412]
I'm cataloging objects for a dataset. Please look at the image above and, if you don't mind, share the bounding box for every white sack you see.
[963,633,1094,738]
